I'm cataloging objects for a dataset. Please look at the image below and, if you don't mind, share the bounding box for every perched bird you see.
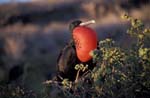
[54,20,98,82]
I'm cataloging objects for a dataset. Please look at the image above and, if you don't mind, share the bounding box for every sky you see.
[0,0,32,4]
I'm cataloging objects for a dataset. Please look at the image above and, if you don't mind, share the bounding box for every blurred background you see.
[0,0,149,97]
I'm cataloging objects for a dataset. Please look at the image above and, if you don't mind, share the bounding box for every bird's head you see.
[69,20,82,32]
[69,20,95,32]
[69,20,97,62]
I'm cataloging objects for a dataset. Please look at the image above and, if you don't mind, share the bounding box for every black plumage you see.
[55,40,80,81]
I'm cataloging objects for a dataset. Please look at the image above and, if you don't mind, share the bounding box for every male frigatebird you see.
[54,20,98,82]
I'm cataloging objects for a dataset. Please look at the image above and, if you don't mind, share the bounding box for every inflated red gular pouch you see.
[73,20,97,62]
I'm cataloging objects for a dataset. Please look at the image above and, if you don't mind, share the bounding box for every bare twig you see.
[42,80,62,85]
[75,69,81,83]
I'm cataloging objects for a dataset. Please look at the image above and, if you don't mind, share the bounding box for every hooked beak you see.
[79,20,96,26]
